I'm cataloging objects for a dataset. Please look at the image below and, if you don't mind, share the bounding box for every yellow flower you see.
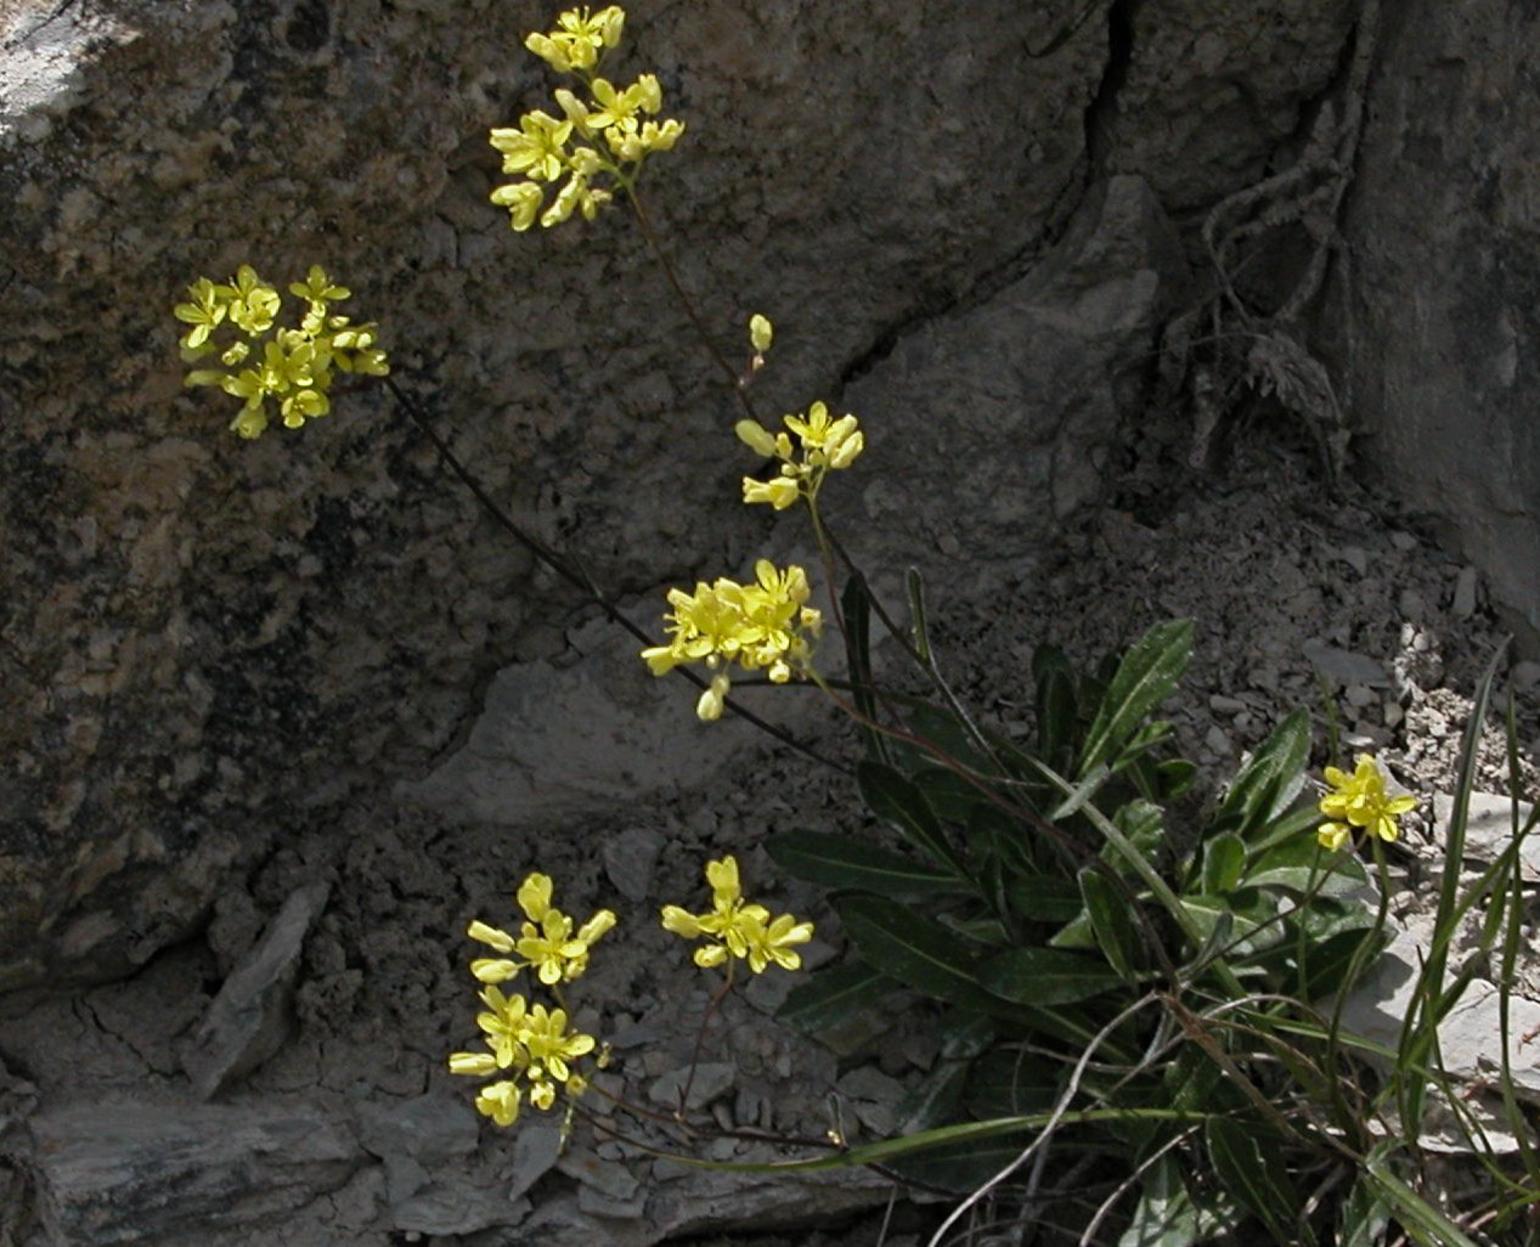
[475,985,530,1067]
[474,1079,522,1127]
[661,855,813,975]
[521,1004,596,1087]
[226,264,281,336]
[586,77,646,132]
[491,111,574,183]
[742,475,800,510]
[173,277,229,351]
[1317,754,1417,849]
[289,265,350,306]
[506,872,617,985]
[742,911,815,974]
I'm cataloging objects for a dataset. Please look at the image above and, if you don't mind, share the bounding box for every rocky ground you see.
[3,407,1535,1246]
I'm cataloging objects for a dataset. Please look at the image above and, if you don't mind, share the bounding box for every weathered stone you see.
[1331,0,1540,649]
[1100,0,1360,210]
[648,1061,736,1112]
[602,827,666,903]
[0,0,1393,1022]
[180,882,331,1098]
[836,174,1187,594]
[25,1098,361,1245]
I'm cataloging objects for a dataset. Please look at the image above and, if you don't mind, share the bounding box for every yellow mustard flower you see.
[734,403,864,511]
[661,855,813,974]
[173,277,229,352]
[466,873,616,986]
[1318,754,1417,850]
[639,560,822,718]
[176,263,387,438]
[491,180,545,231]
[475,1079,522,1127]
[521,1004,597,1105]
[491,111,574,183]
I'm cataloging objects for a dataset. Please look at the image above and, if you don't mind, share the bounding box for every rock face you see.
[1331,0,1540,646]
[1,0,1358,999]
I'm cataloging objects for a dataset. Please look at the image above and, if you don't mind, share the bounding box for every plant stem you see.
[384,375,849,776]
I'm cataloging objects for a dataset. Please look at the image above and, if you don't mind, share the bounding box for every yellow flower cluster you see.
[735,401,865,511]
[174,265,388,439]
[1317,754,1417,851]
[490,5,685,231]
[640,560,822,721]
[661,856,814,974]
[449,873,615,1128]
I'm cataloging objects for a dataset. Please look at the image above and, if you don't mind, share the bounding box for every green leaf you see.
[912,765,985,827]
[1338,1175,1391,1247]
[1080,866,1142,981]
[1079,620,1194,777]
[1007,875,1087,924]
[1243,831,1367,895]
[767,830,967,899]
[1215,708,1311,837]
[1180,891,1283,960]
[894,1059,969,1134]
[885,1130,1039,1194]
[938,1010,997,1059]
[1363,1147,1482,1247]
[1048,908,1098,950]
[1033,644,1078,766]
[1050,763,1111,821]
[1201,832,1246,895]
[776,960,897,1036]
[858,760,966,876]
[964,1048,1061,1117]
[841,576,888,766]
[979,946,1125,1007]
[833,893,995,1011]
[1253,925,1388,1001]
[1205,1117,1312,1247]
[1117,1154,1201,1247]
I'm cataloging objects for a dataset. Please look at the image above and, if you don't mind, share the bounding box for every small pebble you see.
[1345,683,1375,709]
[1209,694,1247,715]
[1512,661,1540,691]
[1337,545,1368,575]
[1452,566,1478,618]
[1384,702,1404,728]
[1204,725,1232,755]
[1398,589,1425,621]
[1390,530,1419,551]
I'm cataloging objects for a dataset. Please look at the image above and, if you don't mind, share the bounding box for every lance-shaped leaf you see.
[1079,620,1194,777]
[1214,708,1311,837]
[768,830,969,899]
[1205,1118,1312,1247]
[979,946,1125,1007]
[1080,865,1142,982]
[858,759,966,876]
[777,959,897,1037]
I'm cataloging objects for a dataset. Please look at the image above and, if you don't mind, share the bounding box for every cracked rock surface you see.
[9,0,1536,1243]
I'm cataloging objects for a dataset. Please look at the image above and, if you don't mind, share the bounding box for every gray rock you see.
[1333,0,1540,649]
[357,1092,477,1165]
[180,882,331,1099]
[1431,791,1539,880]
[26,1098,361,1244]
[839,175,1187,595]
[390,1175,532,1237]
[557,1147,641,1201]
[1452,566,1479,618]
[506,1121,564,1203]
[647,1062,736,1112]
[1511,661,1540,692]
[601,827,666,903]
[836,1065,906,1137]
[1302,641,1389,688]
